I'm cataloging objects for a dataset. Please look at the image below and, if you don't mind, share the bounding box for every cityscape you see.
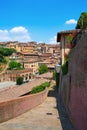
[0,0,87,130]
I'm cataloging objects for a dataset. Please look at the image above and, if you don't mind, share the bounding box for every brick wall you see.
[0,88,48,123]
[59,31,87,130]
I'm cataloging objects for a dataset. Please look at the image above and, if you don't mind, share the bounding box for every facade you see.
[58,30,87,130]
[47,44,60,54]
[23,60,39,74]
[3,41,37,53]
[0,73,9,82]
[57,29,80,65]
[7,69,33,82]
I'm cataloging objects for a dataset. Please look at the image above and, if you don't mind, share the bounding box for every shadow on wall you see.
[47,87,75,130]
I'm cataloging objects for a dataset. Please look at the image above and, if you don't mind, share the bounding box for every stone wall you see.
[59,31,87,130]
[0,73,10,82]
[0,88,48,123]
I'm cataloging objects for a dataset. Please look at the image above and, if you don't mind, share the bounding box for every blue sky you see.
[0,0,87,43]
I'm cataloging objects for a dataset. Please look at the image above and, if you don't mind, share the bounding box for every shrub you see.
[16,76,23,85]
[9,61,22,70]
[38,64,48,74]
[53,70,56,80]
[61,61,68,75]
[31,82,50,94]
[41,82,50,88]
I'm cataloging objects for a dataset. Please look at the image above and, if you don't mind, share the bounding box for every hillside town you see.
[0,1,87,129]
[0,41,60,82]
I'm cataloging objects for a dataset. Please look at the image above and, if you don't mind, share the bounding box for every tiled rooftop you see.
[36,72,53,79]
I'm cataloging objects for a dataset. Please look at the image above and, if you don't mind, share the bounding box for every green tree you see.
[9,61,21,70]
[76,12,87,29]
[0,47,16,56]
[16,76,23,85]
[0,54,4,62]
[38,64,48,74]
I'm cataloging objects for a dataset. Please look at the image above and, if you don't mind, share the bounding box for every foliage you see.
[53,70,56,80]
[55,72,60,88]
[0,54,7,63]
[0,47,16,56]
[8,61,21,70]
[62,52,69,75]
[64,53,69,63]
[65,32,77,49]
[16,76,23,85]
[76,12,87,29]
[61,61,68,75]
[0,67,2,72]
[1,58,7,63]
[0,54,4,62]
[38,64,48,74]
[31,82,50,94]
[66,35,73,43]
[41,82,50,87]
[0,47,16,64]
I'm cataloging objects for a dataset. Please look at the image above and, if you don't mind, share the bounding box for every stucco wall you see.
[0,88,48,123]
[59,31,87,130]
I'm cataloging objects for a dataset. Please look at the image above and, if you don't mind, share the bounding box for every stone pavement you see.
[0,81,75,130]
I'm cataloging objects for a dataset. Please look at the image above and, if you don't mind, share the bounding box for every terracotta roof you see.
[8,69,32,74]
[23,59,41,63]
[57,29,81,42]
[36,72,53,79]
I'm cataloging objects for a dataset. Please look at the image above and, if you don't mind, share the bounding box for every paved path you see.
[0,81,75,130]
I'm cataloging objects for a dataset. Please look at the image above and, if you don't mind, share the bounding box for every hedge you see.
[31,82,50,94]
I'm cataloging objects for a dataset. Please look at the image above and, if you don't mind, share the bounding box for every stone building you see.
[7,69,33,82]
[23,60,40,74]
[57,29,80,65]
[57,30,87,130]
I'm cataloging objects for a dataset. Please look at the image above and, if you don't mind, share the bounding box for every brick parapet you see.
[0,88,48,123]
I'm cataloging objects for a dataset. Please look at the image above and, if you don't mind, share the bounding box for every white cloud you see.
[49,36,57,44]
[0,30,11,41]
[65,19,77,24]
[0,26,31,42]
[38,41,44,43]
[10,26,28,34]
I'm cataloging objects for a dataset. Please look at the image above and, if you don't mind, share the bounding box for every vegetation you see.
[0,67,2,72]
[55,72,60,88]
[0,47,16,70]
[38,64,48,74]
[0,47,16,56]
[66,35,73,43]
[76,12,87,29]
[16,76,23,85]
[0,54,4,62]
[61,61,68,75]
[61,52,69,76]
[31,82,50,94]
[8,61,23,70]
[53,70,56,80]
